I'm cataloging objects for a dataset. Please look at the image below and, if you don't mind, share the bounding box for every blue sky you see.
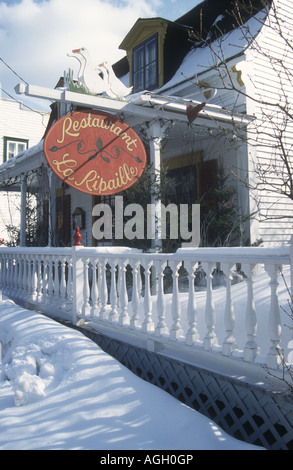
[157,0,201,20]
[0,0,202,110]
[3,0,201,20]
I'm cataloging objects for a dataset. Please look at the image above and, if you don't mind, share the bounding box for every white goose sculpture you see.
[71,47,106,95]
[99,61,133,99]
[67,52,83,85]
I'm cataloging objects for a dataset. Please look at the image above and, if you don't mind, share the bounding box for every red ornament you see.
[73,227,82,246]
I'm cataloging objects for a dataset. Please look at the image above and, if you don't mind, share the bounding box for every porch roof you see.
[0,85,253,187]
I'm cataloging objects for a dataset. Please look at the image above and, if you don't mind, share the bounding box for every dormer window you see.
[133,34,158,92]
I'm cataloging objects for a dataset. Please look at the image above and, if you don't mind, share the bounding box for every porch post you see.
[146,119,172,251]
[20,173,27,247]
[48,169,53,247]
[48,168,58,247]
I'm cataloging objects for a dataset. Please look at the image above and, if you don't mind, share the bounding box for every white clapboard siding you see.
[0,98,49,243]
[243,0,293,245]
[0,98,49,164]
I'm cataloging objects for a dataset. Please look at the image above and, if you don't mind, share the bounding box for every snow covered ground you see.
[0,297,266,451]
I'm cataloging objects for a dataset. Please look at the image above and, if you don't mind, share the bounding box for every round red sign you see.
[43,110,147,195]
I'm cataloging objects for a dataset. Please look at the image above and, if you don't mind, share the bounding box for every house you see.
[0,0,292,248]
[0,96,49,244]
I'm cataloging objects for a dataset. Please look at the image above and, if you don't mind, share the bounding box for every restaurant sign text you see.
[43,110,147,195]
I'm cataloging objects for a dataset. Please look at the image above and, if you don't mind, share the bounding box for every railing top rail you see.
[0,247,72,256]
[0,244,290,265]
[73,245,290,265]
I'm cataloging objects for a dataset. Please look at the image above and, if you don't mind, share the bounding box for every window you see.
[4,137,28,161]
[133,34,158,92]
[167,165,198,206]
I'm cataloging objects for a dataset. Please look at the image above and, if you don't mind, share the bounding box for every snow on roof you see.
[159,10,267,94]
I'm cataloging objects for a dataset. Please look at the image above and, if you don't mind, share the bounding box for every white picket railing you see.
[0,243,291,373]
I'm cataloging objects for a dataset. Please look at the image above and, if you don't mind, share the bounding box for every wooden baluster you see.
[5,256,9,292]
[16,257,21,297]
[10,257,15,296]
[9,256,14,295]
[11,255,15,294]
[36,256,43,303]
[0,256,3,291]
[6,255,10,293]
[17,256,23,298]
[119,259,130,326]
[13,257,18,297]
[109,259,119,323]
[155,259,168,337]
[31,256,38,301]
[48,257,54,304]
[2,257,6,292]
[90,258,99,318]
[82,257,91,317]
[5,256,9,293]
[53,258,60,305]
[142,260,154,332]
[27,256,33,300]
[186,260,199,345]
[66,258,73,311]
[1,256,4,289]
[12,256,16,294]
[6,256,10,293]
[243,263,259,362]
[5,256,8,292]
[202,262,218,350]
[21,255,27,298]
[137,263,142,298]
[222,263,237,356]
[170,260,183,340]
[97,261,102,309]
[1,256,5,293]
[98,258,108,320]
[265,264,283,369]
[59,257,67,308]
[18,257,23,296]
[1,256,5,292]
[8,255,13,294]
[116,264,121,309]
[130,259,141,329]
[42,258,49,304]
[21,255,26,297]
[17,256,22,296]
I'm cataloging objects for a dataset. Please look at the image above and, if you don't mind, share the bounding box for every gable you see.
[119,18,169,52]
[119,18,191,90]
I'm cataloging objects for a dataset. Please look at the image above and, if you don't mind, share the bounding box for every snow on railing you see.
[0,243,291,371]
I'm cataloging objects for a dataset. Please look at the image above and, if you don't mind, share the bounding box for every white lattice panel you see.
[78,326,293,450]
